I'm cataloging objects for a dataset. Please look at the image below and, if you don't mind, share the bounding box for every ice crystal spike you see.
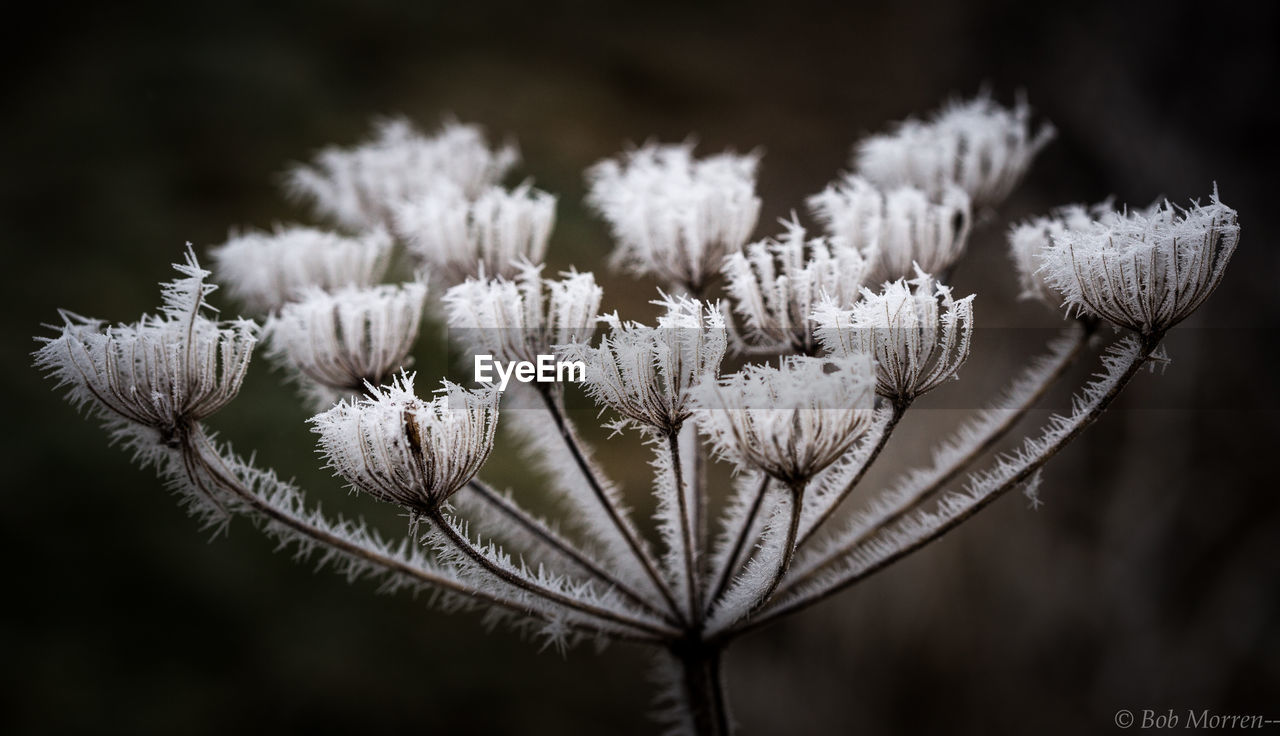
[1007,202,1113,306]
[443,263,602,365]
[807,174,971,285]
[722,216,868,354]
[263,282,428,405]
[587,142,761,292]
[693,355,878,484]
[210,226,392,314]
[394,183,556,285]
[855,93,1054,207]
[812,268,974,402]
[311,373,500,512]
[287,118,519,230]
[34,247,257,432]
[1039,188,1239,334]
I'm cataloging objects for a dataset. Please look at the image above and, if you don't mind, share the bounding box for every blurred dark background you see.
[3,1,1278,733]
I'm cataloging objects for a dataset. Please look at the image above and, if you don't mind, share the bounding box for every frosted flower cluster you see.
[210,226,392,314]
[856,94,1054,207]
[394,183,556,285]
[264,283,428,402]
[812,269,974,402]
[35,249,256,433]
[587,143,761,292]
[1007,202,1110,305]
[288,118,518,230]
[564,295,728,433]
[722,216,868,354]
[311,373,499,512]
[693,355,877,484]
[808,174,972,284]
[443,263,602,365]
[1039,191,1240,335]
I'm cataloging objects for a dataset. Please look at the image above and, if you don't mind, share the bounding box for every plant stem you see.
[673,640,732,736]
[706,473,771,611]
[427,507,680,639]
[538,386,685,621]
[748,480,806,617]
[668,427,701,622]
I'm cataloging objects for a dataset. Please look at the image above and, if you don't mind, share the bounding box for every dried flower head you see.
[263,283,427,404]
[394,183,555,285]
[586,142,761,292]
[287,118,518,230]
[855,93,1054,208]
[310,373,499,513]
[564,294,728,433]
[812,269,974,402]
[1039,189,1240,335]
[443,263,603,365]
[34,248,257,434]
[808,174,971,284]
[722,216,868,354]
[210,226,392,314]
[693,355,877,484]
[1007,202,1112,305]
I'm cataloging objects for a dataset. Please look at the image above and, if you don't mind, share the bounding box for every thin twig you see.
[668,428,701,622]
[705,473,771,611]
[747,480,806,617]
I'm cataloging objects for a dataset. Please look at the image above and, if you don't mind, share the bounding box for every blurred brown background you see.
[3,0,1278,733]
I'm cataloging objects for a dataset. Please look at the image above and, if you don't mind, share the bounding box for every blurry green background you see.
[3,0,1278,733]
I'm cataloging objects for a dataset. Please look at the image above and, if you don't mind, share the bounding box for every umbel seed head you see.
[34,248,257,435]
[1039,188,1240,336]
[310,373,500,513]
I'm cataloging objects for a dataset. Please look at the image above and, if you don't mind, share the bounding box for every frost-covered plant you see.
[35,97,1241,736]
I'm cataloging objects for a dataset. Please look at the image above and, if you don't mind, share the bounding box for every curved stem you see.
[538,385,684,621]
[182,427,665,644]
[427,508,680,639]
[729,332,1162,639]
[464,479,679,626]
[747,480,806,617]
[706,474,770,611]
[796,402,907,549]
[777,321,1095,597]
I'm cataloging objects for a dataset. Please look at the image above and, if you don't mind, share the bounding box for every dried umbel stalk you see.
[34,93,1241,736]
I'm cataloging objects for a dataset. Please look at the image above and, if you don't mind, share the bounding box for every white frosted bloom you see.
[35,248,257,433]
[1040,190,1240,334]
[1007,203,1110,305]
[812,269,975,402]
[311,374,499,512]
[264,283,427,399]
[722,216,868,353]
[394,183,555,285]
[587,143,761,291]
[443,263,602,365]
[210,226,392,314]
[287,118,519,230]
[693,355,877,484]
[856,93,1054,207]
[563,295,728,433]
[808,174,971,284]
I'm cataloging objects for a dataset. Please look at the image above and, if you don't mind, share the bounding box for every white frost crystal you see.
[264,283,428,398]
[1039,189,1239,334]
[812,269,974,402]
[288,118,519,230]
[210,226,392,314]
[693,355,877,483]
[587,142,761,291]
[1007,203,1108,305]
[855,94,1054,207]
[722,216,868,353]
[394,183,556,285]
[311,373,499,512]
[808,174,971,284]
